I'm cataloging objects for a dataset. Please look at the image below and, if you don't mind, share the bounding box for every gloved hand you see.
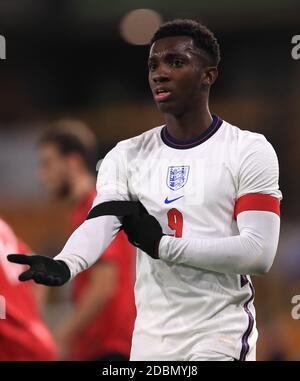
[122,203,164,259]
[7,254,71,286]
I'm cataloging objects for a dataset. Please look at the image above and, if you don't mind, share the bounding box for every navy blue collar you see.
[161,115,223,149]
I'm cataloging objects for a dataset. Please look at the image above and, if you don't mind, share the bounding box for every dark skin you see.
[148,35,218,141]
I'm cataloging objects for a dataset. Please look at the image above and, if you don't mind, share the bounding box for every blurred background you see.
[0,0,300,360]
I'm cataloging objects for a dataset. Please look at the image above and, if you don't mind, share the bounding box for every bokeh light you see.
[120,9,162,45]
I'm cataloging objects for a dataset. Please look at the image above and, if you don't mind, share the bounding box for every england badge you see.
[166,165,190,191]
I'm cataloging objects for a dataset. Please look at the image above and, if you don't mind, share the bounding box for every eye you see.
[148,62,157,71]
[172,59,184,67]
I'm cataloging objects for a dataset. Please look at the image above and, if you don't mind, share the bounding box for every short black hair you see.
[150,19,221,67]
[38,119,98,173]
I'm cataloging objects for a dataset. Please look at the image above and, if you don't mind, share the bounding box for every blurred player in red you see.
[0,218,57,360]
[38,119,136,361]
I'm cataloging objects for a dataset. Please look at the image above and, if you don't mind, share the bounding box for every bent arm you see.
[159,210,280,276]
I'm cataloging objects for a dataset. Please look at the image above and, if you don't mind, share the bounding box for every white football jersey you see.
[92,115,282,360]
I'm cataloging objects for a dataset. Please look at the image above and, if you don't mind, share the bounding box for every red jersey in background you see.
[69,190,136,360]
[0,218,57,360]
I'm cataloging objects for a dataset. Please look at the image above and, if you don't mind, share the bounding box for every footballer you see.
[8,19,281,361]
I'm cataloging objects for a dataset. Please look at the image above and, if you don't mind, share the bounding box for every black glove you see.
[122,203,164,259]
[7,254,71,286]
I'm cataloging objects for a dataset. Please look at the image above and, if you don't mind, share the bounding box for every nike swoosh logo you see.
[164,195,184,204]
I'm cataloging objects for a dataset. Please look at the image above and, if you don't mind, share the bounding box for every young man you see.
[8,20,281,361]
[37,119,136,360]
[0,218,57,360]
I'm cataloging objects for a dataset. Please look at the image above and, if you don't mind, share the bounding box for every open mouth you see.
[154,88,171,102]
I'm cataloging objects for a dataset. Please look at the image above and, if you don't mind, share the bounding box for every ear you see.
[202,66,218,87]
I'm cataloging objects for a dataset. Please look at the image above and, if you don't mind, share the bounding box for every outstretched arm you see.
[7,200,140,285]
[7,144,133,285]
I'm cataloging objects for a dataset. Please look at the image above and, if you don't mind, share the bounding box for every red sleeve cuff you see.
[234,193,280,220]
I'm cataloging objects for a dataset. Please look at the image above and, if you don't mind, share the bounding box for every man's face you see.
[148,36,212,115]
[38,143,71,199]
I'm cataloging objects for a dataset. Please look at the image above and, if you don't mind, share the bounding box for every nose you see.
[151,64,170,84]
